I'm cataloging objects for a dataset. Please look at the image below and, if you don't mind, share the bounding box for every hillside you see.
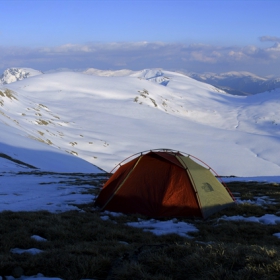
[1,68,280,176]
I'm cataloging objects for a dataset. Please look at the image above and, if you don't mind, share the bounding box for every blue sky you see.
[1,0,280,76]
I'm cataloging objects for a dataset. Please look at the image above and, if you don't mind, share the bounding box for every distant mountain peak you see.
[135,69,170,86]
[0,67,43,84]
[188,71,280,95]
[218,71,266,80]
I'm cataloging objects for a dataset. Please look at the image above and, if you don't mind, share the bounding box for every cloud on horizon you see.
[259,36,280,43]
[1,41,280,76]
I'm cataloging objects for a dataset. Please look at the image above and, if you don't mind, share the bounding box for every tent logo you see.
[202,183,214,192]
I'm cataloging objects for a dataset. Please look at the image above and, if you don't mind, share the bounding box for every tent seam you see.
[176,155,205,219]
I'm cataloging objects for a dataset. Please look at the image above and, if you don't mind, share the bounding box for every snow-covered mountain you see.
[189,71,280,96]
[1,68,280,177]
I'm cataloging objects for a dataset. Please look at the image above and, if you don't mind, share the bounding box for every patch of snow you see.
[273,233,280,239]
[234,196,277,206]
[218,214,280,225]
[100,211,124,221]
[0,172,99,212]
[127,218,198,238]
[102,210,124,217]
[100,215,110,221]
[5,274,62,280]
[10,248,44,255]
[31,235,47,242]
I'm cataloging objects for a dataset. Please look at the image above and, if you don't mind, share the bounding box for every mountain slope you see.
[0,121,103,173]
[1,69,280,176]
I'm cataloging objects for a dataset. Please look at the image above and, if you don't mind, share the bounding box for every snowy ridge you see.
[83,68,135,76]
[0,67,43,84]
[1,68,280,176]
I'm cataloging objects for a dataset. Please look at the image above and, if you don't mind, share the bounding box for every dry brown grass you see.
[1,180,280,279]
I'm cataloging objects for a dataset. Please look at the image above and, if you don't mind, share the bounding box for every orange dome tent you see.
[95,149,235,219]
